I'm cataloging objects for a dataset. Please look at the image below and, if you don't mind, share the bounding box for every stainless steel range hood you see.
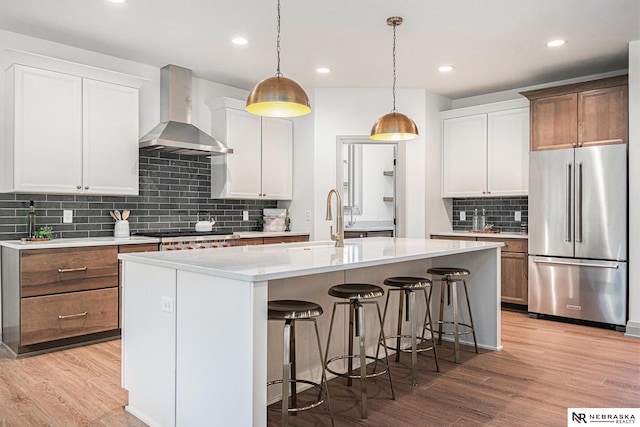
[139,64,232,155]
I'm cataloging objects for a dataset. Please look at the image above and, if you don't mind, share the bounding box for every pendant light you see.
[246,0,310,117]
[370,17,418,141]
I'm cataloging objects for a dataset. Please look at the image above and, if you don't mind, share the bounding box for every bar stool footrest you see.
[326,355,389,380]
[267,379,327,413]
[380,334,436,353]
[426,321,475,336]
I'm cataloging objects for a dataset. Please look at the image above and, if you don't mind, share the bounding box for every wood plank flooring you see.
[1,310,638,426]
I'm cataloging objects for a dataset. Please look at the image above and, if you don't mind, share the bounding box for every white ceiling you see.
[1,0,639,99]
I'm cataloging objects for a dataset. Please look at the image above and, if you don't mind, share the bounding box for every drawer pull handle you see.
[57,267,88,273]
[58,311,88,320]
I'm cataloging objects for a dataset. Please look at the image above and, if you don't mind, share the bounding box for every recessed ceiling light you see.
[547,39,566,47]
[438,65,455,72]
[316,67,331,74]
[108,0,128,3]
[232,37,248,45]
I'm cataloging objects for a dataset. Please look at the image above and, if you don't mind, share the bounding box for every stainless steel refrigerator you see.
[528,144,627,328]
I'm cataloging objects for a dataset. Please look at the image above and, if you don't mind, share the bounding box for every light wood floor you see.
[1,310,638,426]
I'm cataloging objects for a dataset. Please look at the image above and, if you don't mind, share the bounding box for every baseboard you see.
[624,320,640,338]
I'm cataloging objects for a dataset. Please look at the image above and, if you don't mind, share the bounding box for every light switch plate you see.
[514,211,521,221]
[63,209,73,223]
[161,297,174,313]
[305,210,312,221]
[459,211,466,221]
[242,210,249,221]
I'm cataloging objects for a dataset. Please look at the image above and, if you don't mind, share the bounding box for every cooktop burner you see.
[133,229,235,238]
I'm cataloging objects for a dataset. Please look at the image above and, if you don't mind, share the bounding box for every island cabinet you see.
[0,51,145,195]
[431,234,528,305]
[441,99,529,198]
[522,75,628,151]
[1,246,120,355]
[208,97,293,200]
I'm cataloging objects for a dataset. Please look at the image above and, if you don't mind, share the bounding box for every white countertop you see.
[431,231,528,240]
[0,236,159,250]
[235,231,310,239]
[119,237,503,282]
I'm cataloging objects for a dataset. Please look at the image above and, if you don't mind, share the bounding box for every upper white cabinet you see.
[1,51,145,195]
[441,99,529,198]
[208,98,293,200]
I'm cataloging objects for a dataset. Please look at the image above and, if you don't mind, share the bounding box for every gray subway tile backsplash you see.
[452,196,528,233]
[0,151,276,241]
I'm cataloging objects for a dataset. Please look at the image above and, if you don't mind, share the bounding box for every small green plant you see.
[256,216,265,231]
[34,226,55,239]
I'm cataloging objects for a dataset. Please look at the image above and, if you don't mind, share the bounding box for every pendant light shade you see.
[371,17,418,141]
[246,0,310,117]
[246,75,310,117]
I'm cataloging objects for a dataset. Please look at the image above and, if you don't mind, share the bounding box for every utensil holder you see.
[114,220,130,238]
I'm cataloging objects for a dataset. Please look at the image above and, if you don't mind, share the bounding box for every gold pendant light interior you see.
[246,0,310,117]
[370,16,418,141]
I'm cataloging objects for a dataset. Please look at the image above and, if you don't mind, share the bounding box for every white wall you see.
[312,88,427,239]
[627,40,640,338]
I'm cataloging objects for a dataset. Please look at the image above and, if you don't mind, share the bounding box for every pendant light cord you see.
[391,20,397,113]
[275,0,282,77]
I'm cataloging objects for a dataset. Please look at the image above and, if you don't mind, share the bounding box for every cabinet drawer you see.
[118,243,159,254]
[238,238,265,246]
[20,287,119,345]
[430,235,477,242]
[21,246,118,297]
[263,235,309,244]
[478,238,527,253]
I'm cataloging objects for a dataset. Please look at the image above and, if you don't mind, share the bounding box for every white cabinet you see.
[1,54,143,195]
[208,98,293,200]
[441,100,529,198]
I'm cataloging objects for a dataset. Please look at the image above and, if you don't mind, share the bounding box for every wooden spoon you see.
[123,210,130,220]
[109,211,118,221]
[114,210,122,221]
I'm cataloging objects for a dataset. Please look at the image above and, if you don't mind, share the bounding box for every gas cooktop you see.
[133,229,235,238]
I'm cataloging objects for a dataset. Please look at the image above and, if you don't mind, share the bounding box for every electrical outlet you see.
[305,210,312,221]
[459,211,466,221]
[242,210,249,221]
[63,209,73,223]
[514,211,521,221]
[161,297,174,313]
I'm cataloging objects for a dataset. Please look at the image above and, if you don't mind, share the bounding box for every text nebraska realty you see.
[573,412,636,424]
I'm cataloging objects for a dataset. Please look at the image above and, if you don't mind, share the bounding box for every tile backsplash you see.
[0,151,276,241]
[452,197,528,233]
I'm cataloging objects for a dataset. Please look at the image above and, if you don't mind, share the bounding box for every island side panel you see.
[429,246,502,350]
[175,271,267,427]
[122,261,177,427]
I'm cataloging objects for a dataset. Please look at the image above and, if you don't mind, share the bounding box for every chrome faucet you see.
[325,188,344,247]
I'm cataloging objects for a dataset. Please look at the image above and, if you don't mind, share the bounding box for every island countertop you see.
[118,237,503,282]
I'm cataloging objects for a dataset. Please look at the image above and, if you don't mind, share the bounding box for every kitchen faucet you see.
[325,188,344,247]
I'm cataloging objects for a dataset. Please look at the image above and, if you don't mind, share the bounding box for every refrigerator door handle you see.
[576,162,583,243]
[565,163,572,242]
[532,258,619,269]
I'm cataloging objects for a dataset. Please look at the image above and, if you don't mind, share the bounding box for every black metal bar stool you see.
[267,300,334,426]
[324,283,395,419]
[426,267,478,363]
[377,277,439,386]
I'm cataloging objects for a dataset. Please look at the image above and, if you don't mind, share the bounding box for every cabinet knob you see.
[84,186,89,190]
[77,185,82,189]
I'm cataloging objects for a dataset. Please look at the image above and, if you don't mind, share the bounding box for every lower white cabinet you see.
[208,97,293,200]
[1,55,142,195]
[441,100,529,198]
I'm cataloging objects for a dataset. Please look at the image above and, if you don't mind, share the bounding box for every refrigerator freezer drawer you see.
[528,256,627,326]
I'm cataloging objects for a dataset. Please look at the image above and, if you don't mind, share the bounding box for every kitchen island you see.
[119,237,503,427]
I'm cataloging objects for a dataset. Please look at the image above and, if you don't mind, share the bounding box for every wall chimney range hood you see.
[139,64,232,156]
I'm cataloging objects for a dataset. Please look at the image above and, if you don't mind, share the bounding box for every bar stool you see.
[267,300,334,426]
[377,277,439,386]
[324,283,395,419]
[426,267,478,363]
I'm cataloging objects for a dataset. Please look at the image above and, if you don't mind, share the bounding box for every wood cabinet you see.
[209,97,293,200]
[344,230,394,238]
[522,75,628,151]
[431,234,528,305]
[238,234,309,246]
[2,61,141,195]
[441,100,529,197]
[1,245,122,355]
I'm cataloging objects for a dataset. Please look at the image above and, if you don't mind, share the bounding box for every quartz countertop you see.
[431,231,528,240]
[235,231,310,239]
[0,236,159,250]
[119,237,503,282]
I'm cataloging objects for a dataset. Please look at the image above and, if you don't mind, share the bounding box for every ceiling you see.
[1,0,639,99]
